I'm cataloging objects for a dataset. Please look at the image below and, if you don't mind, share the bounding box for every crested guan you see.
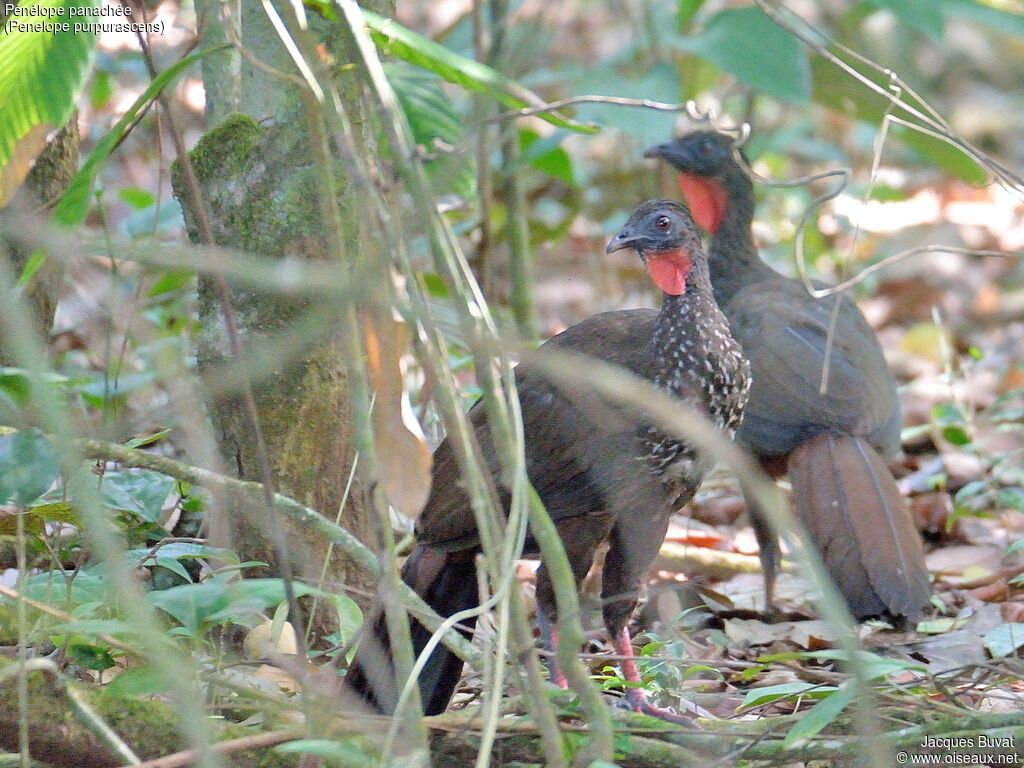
[645,130,929,622]
[345,200,750,721]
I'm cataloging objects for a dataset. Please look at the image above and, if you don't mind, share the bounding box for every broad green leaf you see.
[27,500,78,523]
[148,577,325,636]
[864,0,945,39]
[386,63,475,200]
[67,641,116,671]
[361,11,597,135]
[942,425,972,446]
[0,511,44,535]
[674,7,811,102]
[572,64,681,145]
[985,623,1024,657]
[999,488,1024,513]
[768,649,928,679]
[0,0,99,205]
[809,59,986,183]
[0,429,59,505]
[740,681,837,709]
[54,47,218,225]
[117,186,156,210]
[275,739,373,763]
[100,469,175,523]
[104,665,171,698]
[153,557,192,582]
[48,618,142,637]
[21,568,109,608]
[678,0,706,29]
[123,542,238,565]
[333,594,363,663]
[519,129,575,185]
[784,685,854,748]
[937,0,1024,38]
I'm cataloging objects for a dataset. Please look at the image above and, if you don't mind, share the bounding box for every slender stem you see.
[526,487,614,764]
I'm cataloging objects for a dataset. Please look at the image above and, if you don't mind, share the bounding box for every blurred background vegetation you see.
[0,0,1023,764]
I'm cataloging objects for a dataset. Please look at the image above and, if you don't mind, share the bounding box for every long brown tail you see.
[788,433,929,621]
[343,546,478,715]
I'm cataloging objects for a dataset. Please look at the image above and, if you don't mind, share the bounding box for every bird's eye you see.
[655,216,671,230]
[699,141,714,155]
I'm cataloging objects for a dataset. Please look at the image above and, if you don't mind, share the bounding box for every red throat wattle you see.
[645,248,693,296]
[678,174,727,233]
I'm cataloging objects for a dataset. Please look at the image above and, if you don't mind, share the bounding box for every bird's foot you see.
[622,688,704,726]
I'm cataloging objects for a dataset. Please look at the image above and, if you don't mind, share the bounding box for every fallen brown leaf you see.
[364,312,432,518]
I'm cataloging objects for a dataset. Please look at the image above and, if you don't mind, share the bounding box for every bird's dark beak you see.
[643,141,684,164]
[606,229,641,255]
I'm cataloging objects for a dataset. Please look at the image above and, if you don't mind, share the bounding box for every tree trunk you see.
[171,0,393,638]
[0,115,79,366]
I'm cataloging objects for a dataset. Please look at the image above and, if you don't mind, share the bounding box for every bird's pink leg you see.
[613,628,702,725]
[538,612,569,688]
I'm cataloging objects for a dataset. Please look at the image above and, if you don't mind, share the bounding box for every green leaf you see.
[153,557,192,582]
[999,488,1024,513]
[572,64,682,145]
[519,129,575,185]
[740,682,837,709]
[864,0,945,39]
[809,59,986,184]
[17,249,48,287]
[674,7,811,102]
[54,47,218,225]
[332,594,363,663]
[784,685,854,748]
[386,63,475,200]
[937,0,1024,38]
[124,542,238,565]
[67,641,116,671]
[275,739,373,764]
[104,665,170,698]
[984,623,1024,658]
[941,425,972,446]
[21,568,109,608]
[0,0,99,205]
[361,10,597,135]
[100,469,175,523]
[123,429,172,449]
[932,402,964,425]
[678,0,706,29]
[0,429,59,506]
[117,186,156,210]
[785,649,927,678]
[48,619,142,637]
[28,501,78,523]
[147,577,325,636]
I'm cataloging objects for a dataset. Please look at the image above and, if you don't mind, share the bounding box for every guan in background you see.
[645,130,929,622]
[345,200,750,722]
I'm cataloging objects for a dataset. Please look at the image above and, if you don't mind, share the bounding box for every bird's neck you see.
[706,168,774,304]
[651,264,719,391]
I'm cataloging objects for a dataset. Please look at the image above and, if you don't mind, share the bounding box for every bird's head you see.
[644,131,744,234]
[606,200,702,297]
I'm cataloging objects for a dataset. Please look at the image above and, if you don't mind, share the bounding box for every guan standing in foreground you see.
[345,200,750,722]
[645,131,929,622]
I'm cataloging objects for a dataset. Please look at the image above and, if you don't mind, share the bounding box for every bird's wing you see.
[726,281,899,457]
[417,311,661,551]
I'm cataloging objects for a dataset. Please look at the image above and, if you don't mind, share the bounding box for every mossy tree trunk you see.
[0,116,79,367]
[172,0,394,639]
